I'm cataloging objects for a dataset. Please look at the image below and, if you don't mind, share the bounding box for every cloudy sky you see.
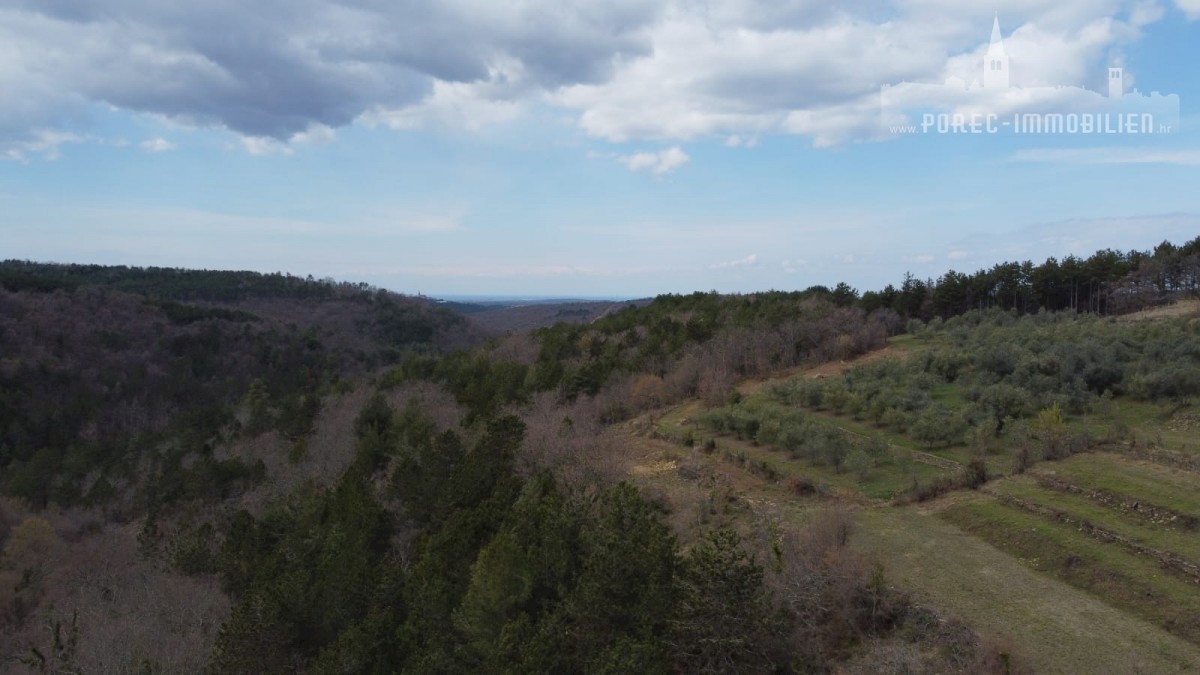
[2,0,1198,297]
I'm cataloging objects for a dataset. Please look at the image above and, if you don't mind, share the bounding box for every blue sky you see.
[1,1,1198,298]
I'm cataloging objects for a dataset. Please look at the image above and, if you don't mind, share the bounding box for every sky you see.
[1,1,1199,298]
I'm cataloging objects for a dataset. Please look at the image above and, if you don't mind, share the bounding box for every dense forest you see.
[0,237,1197,672]
[857,236,1200,318]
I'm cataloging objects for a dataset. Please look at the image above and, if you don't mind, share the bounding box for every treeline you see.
[856,237,1200,320]
[0,260,477,352]
[0,261,371,302]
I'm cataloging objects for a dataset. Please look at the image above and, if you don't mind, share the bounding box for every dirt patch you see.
[631,458,679,476]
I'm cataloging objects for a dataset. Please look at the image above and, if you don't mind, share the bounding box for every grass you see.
[993,474,1200,563]
[854,503,1200,674]
[1043,453,1200,517]
[1074,398,1200,456]
[940,496,1200,647]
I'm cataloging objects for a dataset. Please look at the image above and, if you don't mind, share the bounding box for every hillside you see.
[0,262,484,511]
[3,239,1200,673]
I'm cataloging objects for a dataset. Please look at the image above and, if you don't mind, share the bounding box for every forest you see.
[1,237,1199,673]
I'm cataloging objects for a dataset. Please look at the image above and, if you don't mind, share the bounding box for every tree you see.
[669,530,777,673]
[846,449,873,481]
[909,406,965,449]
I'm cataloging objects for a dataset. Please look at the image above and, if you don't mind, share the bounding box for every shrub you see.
[788,476,819,497]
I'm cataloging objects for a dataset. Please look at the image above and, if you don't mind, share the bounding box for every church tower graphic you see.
[984,15,1010,89]
[1109,68,1124,99]
[879,14,1180,136]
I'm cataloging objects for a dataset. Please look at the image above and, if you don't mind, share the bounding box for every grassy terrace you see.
[1041,452,1200,516]
[854,503,1200,674]
[940,495,1200,646]
[996,471,1200,558]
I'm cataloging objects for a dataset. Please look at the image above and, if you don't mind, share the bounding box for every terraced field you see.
[855,503,1200,674]
[630,334,1200,672]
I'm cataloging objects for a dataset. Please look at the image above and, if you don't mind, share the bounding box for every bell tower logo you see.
[984,15,1010,89]
[1109,67,1124,100]
[879,14,1180,137]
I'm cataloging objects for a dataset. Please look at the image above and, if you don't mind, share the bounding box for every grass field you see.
[994,474,1200,562]
[854,503,1200,674]
[940,494,1200,646]
[1042,453,1200,517]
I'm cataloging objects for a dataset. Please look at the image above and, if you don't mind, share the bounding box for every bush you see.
[788,476,820,497]
[963,459,988,489]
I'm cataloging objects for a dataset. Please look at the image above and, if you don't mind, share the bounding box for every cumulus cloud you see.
[724,135,759,148]
[139,138,176,153]
[618,147,690,175]
[0,1,1173,153]
[3,130,81,162]
[237,124,337,156]
[0,1,657,147]
[1176,0,1200,19]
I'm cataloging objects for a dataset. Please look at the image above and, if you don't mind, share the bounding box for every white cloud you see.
[239,136,292,156]
[290,124,336,146]
[947,250,970,260]
[139,138,176,153]
[361,58,527,132]
[907,254,936,264]
[1176,0,1200,19]
[2,130,81,162]
[710,254,758,269]
[554,3,1162,145]
[0,1,1174,151]
[1132,1,1166,26]
[724,134,759,148]
[618,146,690,175]
[1011,147,1200,165]
[237,124,336,156]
